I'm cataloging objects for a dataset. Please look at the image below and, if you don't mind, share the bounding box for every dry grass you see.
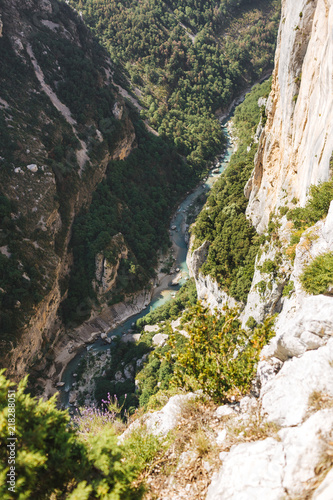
[307,391,333,416]
[141,398,221,500]
[140,396,282,499]
[222,409,280,450]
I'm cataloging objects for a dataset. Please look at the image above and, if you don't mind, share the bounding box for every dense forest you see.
[68,0,280,168]
[61,0,280,323]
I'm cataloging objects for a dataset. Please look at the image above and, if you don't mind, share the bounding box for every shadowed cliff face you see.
[0,0,136,377]
[246,0,333,233]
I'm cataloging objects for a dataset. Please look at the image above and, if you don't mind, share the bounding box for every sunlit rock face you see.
[246,0,333,234]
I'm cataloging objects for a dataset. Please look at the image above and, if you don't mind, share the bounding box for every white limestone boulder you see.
[261,339,333,426]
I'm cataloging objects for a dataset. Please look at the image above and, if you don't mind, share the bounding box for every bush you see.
[0,371,141,499]
[300,252,333,295]
[164,303,275,402]
[287,181,333,230]
[282,280,294,298]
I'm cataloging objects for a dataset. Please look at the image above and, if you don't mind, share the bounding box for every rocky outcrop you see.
[186,237,238,312]
[94,233,128,296]
[207,409,333,500]
[246,0,333,233]
[119,393,197,442]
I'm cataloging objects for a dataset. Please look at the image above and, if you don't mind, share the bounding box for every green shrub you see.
[282,280,294,298]
[0,371,141,499]
[300,253,333,295]
[287,181,333,230]
[255,280,267,296]
[246,316,258,330]
[136,279,197,329]
[260,259,278,276]
[191,79,273,302]
[164,303,275,402]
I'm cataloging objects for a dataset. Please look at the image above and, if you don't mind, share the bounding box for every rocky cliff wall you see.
[246,0,333,233]
[0,0,136,379]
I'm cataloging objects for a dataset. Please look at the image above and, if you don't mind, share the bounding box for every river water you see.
[60,116,235,405]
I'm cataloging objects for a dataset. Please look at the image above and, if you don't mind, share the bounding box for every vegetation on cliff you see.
[135,303,274,407]
[191,78,272,302]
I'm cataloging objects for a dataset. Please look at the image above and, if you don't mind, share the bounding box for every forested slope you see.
[69,0,280,168]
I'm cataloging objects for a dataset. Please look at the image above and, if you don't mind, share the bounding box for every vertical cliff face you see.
[246,0,333,233]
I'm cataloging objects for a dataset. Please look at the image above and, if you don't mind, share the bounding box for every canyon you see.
[1,0,333,498]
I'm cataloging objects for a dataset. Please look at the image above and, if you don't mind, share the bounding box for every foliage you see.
[165,303,275,402]
[136,278,197,329]
[300,252,333,295]
[285,181,333,262]
[120,427,163,478]
[192,79,272,302]
[260,258,278,276]
[0,371,141,499]
[282,280,294,298]
[286,181,333,230]
[68,0,280,168]
[72,393,125,437]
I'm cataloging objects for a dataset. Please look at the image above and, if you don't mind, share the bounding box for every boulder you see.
[261,339,333,426]
[27,163,38,172]
[144,324,159,333]
[152,333,169,347]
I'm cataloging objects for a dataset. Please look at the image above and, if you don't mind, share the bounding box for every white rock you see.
[216,429,227,445]
[312,467,333,499]
[144,324,159,333]
[171,317,182,331]
[136,353,149,368]
[120,333,141,343]
[100,332,107,340]
[279,410,333,496]
[219,451,229,462]
[239,396,258,414]
[261,339,333,426]
[152,333,169,347]
[177,450,198,470]
[115,371,123,381]
[246,0,333,232]
[27,164,38,172]
[269,296,333,362]
[69,391,77,404]
[206,438,285,500]
[119,393,197,442]
[124,364,134,379]
[257,358,283,390]
[215,405,235,418]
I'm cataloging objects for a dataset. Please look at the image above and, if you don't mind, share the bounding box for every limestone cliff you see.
[172,2,333,498]
[246,0,333,233]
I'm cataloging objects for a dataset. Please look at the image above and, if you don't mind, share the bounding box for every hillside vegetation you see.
[192,78,272,302]
[68,0,280,169]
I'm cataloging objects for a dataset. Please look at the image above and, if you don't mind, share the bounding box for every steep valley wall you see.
[246,0,333,233]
